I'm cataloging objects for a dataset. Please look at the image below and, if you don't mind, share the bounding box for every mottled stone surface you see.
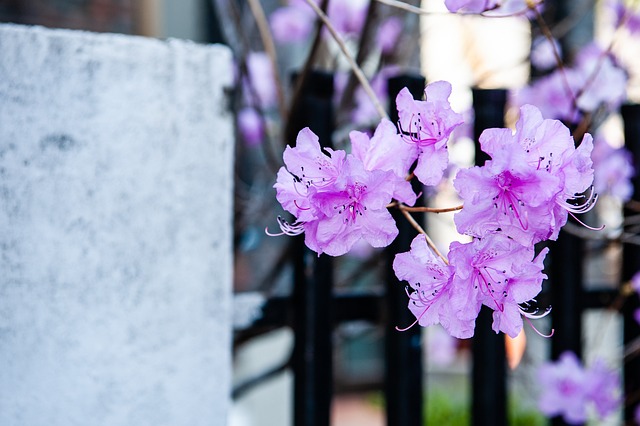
[0,24,234,426]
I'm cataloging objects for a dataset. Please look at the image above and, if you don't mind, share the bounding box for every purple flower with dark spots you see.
[448,234,548,338]
[305,155,398,256]
[396,80,464,186]
[273,128,399,256]
[274,128,345,223]
[350,118,418,206]
[393,235,472,338]
[455,105,596,245]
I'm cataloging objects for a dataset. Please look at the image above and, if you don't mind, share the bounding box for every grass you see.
[365,389,546,426]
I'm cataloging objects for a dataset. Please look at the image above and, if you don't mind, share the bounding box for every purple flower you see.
[632,271,640,294]
[455,105,595,245]
[573,43,627,113]
[270,6,315,43]
[376,16,403,55]
[273,128,399,256]
[592,135,635,202]
[274,128,345,223]
[445,0,499,13]
[448,235,548,338]
[512,105,595,239]
[516,43,627,122]
[327,0,369,36]
[245,52,278,109]
[352,66,401,127]
[304,155,398,256]
[585,359,621,419]
[393,235,473,338]
[396,80,464,186]
[237,107,264,147]
[514,70,580,123]
[531,35,561,71]
[350,118,418,205]
[444,0,535,15]
[538,352,620,424]
[538,352,590,424]
[453,147,561,246]
[610,0,640,35]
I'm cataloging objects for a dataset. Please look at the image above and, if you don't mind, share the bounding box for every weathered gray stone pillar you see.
[0,24,234,426]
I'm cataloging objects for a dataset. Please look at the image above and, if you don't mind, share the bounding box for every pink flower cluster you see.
[394,104,595,338]
[273,81,462,256]
[273,80,597,339]
[537,351,620,424]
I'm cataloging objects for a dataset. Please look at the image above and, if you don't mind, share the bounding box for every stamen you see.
[519,301,552,319]
[293,200,310,210]
[264,227,285,237]
[398,114,438,146]
[523,315,555,338]
[395,316,421,332]
[568,211,605,231]
[560,185,598,214]
[478,270,504,312]
[396,303,430,332]
[266,216,305,237]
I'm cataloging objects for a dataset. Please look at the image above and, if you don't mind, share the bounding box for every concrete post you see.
[0,24,234,426]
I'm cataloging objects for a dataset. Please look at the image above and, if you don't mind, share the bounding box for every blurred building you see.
[0,0,218,42]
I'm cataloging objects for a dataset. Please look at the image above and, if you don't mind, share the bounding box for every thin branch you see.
[246,0,287,121]
[398,204,463,213]
[399,207,449,264]
[337,0,379,119]
[284,0,328,145]
[550,0,597,40]
[375,0,431,15]
[304,0,389,120]
[532,7,576,106]
[210,0,242,52]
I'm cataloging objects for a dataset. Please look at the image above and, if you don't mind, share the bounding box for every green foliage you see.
[424,390,469,426]
[366,388,546,426]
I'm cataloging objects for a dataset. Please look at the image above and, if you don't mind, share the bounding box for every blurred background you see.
[2,1,639,425]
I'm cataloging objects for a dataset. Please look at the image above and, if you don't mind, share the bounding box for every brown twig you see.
[532,7,576,106]
[304,0,388,120]
[337,0,379,120]
[374,0,433,15]
[284,0,329,145]
[399,204,463,213]
[399,207,449,264]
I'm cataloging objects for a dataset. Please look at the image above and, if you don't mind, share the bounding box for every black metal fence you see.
[233,73,640,426]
